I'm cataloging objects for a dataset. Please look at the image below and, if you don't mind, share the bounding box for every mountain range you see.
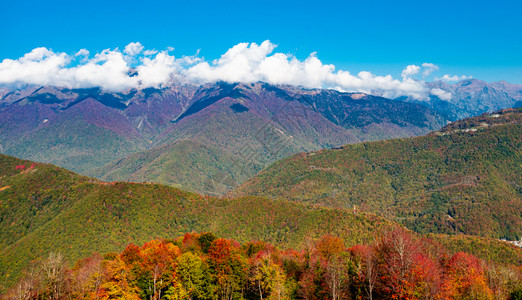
[401,79,522,120]
[0,82,447,195]
[3,79,520,195]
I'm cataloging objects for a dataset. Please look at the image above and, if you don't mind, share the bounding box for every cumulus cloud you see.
[187,42,433,99]
[66,49,138,91]
[187,41,276,83]
[136,51,182,88]
[436,74,472,82]
[143,49,158,56]
[0,47,70,87]
[430,88,452,100]
[124,42,144,56]
[401,63,440,79]
[0,40,453,99]
[401,65,421,79]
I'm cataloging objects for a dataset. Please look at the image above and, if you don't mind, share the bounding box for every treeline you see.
[4,229,522,300]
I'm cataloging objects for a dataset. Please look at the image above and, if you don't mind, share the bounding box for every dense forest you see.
[3,229,522,300]
[0,154,393,292]
[233,108,522,240]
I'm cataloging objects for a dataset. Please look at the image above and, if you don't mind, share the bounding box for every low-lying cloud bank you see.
[0,41,468,100]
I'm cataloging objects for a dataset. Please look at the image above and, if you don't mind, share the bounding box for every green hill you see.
[2,150,521,294]
[0,153,392,292]
[232,108,522,240]
[87,140,260,196]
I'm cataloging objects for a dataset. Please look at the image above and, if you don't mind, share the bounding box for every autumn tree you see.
[444,252,494,300]
[101,255,141,300]
[69,253,105,300]
[486,263,521,299]
[3,267,40,300]
[176,251,213,300]
[250,252,288,300]
[324,253,354,300]
[374,228,445,299]
[198,232,217,254]
[351,245,378,300]
[138,240,182,300]
[207,238,247,300]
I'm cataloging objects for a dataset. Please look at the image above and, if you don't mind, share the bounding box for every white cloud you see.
[0,48,70,87]
[124,42,144,56]
[187,41,276,83]
[19,47,56,62]
[401,63,440,79]
[421,63,439,77]
[143,49,158,56]
[187,42,432,99]
[401,64,421,79]
[0,40,455,99]
[64,49,138,91]
[430,88,452,100]
[136,51,181,88]
[75,49,89,57]
[436,74,472,82]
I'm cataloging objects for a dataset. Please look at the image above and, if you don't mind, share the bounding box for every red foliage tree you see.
[208,238,247,299]
[444,252,494,300]
[138,240,181,300]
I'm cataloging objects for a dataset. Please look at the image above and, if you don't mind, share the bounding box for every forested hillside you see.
[233,108,522,240]
[0,154,392,292]
[2,152,521,297]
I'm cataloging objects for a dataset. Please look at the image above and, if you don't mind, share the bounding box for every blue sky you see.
[1,0,521,83]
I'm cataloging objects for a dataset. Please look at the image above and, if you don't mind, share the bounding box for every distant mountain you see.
[232,108,522,240]
[404,79,522,120]
[0,153,392,292]
[0,82,446,195]
[0,85,196,173]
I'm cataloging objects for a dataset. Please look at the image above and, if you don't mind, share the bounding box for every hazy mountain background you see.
[399,79,522,120]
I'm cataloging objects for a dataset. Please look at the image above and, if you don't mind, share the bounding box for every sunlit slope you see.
[233,109,522,239]
[0,153,391,291]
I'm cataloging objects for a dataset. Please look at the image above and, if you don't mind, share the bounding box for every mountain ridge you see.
[417,79,522,120]
[1,82,447,195]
